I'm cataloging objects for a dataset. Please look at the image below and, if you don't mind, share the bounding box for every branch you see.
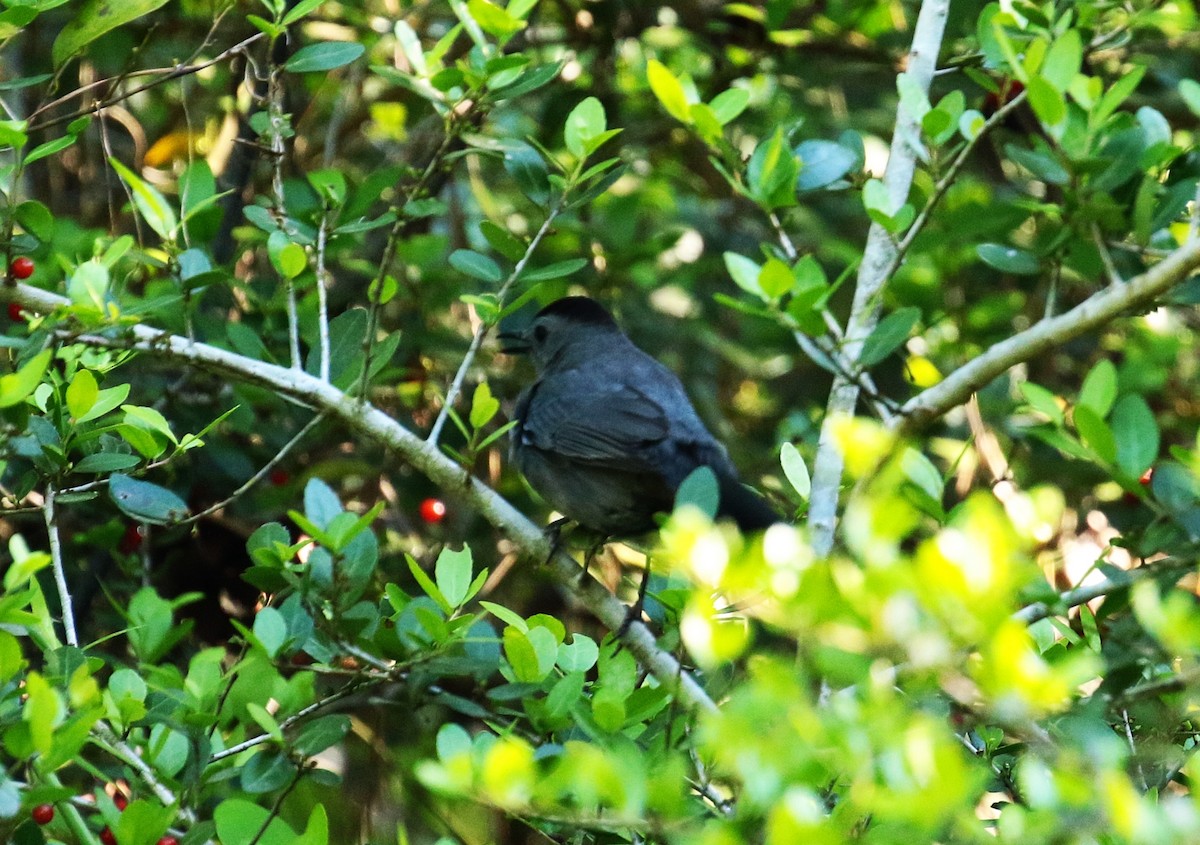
[8,284,717,715]
[427,191,568,445]
[29,34,265,132]
[807,0,952,556]
[1011,559,1191,625]
[43,485,77,647]
[898,236,1200,429]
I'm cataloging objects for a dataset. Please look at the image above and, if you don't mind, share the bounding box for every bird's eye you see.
[533,325,549,343]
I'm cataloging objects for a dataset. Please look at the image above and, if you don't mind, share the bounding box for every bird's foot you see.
[540,517,572,566]
[577,535,609,585]
[616,562,652,636]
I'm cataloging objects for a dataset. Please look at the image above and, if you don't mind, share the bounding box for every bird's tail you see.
[717,475,781,532]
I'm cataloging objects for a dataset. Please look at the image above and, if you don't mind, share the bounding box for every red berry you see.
[157,837,179,845]
[112,792,129,811]
[31,803,54,825]
[419,497,446,523]
[7,302,23,322]
[100,827,117,845]
[117,523,144,555]
[1139,468,1154,486]
[9,256,34,279]
[269,468,290,486]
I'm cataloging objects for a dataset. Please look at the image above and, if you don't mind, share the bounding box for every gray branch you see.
[898,236,1200,429]
[807,0,951,556]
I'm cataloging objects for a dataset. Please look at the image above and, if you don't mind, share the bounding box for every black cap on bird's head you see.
[498,296,621,361]
[532,296,618,327]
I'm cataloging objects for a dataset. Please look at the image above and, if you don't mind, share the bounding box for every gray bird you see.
[501,296,779,536]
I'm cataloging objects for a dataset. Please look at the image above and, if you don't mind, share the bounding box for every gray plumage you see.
[502,297,778,535]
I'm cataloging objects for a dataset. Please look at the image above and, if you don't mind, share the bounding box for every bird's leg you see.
[617,554,652,636]
[578,535,609,585]
[540,516,572,566]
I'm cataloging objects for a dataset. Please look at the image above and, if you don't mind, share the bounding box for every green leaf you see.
[1112,394,1159,477]
[25,134,76,166]
[1020,381,1064,425]
[66,369,98,419]
[76,383,131,423]
[122,404,178,445]
[1074,404,1117,465]
[520,257,589,283]
[253,607,287,658]
[407,554,451,613]
[647,59,691,124]
[215,798,298,845]
[675,466,719,519]
[1005,143,1069,185]
[1180,79,1200,119]
[109,474,189,524]
[73,452,141,474]
[449,249,502,283]
[901,448,943,505]
[435,545,473,608]
[709,87,749,125]
[747,127,799,210]
[557,634,599,672]
[504,144,550,204]
[723,251,763,298]
[758,258,793,299]
[281,0,326,25]
[285,42,365,73]
[113,797,175,845]
[795,139,857,191]
[467,0,525,38]
[780,442,810,500]
[1095,65,1145,124]
[304,478,342,529]
[67,259,110,309]
[859,307,920,368]
[480,600,527,631]
[564,96,606,157]
[504,625,556,682]
[1026,76,1065,128]
[469,381,500,429]
[1079,359,1118,418]
[0,349,52,409]
[293,715,350,758]
[52,0,170,66]
[1041,30,1082,91]
[109,157,177,240]
[15,200,55,243]
[977,243,1040,275]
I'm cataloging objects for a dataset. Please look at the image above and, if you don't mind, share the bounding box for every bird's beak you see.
[498,329,530,355]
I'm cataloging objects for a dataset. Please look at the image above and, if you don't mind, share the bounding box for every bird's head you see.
[499,296,621,371]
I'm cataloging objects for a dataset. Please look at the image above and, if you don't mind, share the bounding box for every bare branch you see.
[43,485,77,647]
[808,0,952,556]
[898,236,1200,429]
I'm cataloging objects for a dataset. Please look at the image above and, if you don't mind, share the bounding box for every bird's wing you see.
[520,380,671,472]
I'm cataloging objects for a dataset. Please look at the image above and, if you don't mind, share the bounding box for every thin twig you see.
[315,212,332,382]
[208,678,373,763]
[178,411,328,526]
[886,88,1029,279]
[43,485,77,647]
[427,192,568,445]
[91,721,191,817]
[29,34,265,131]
